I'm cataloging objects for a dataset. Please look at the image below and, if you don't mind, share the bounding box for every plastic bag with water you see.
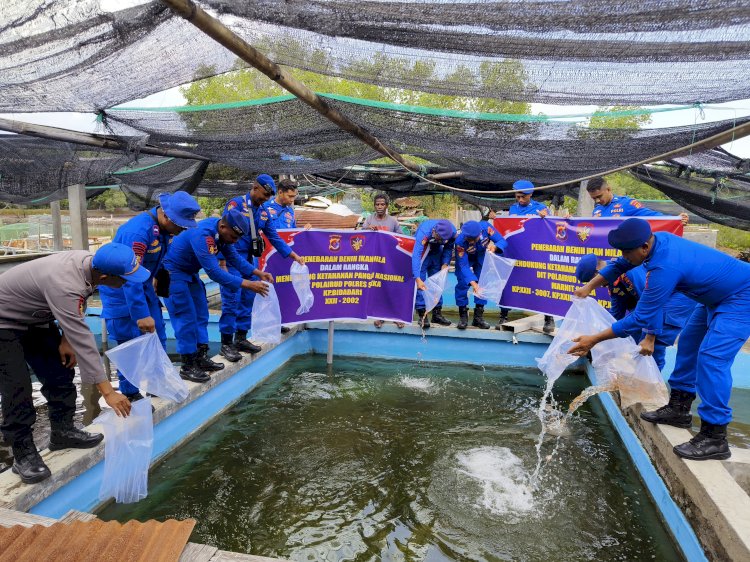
[105,332,188,403]
[290,261,314,315]
[593,346,669,408]
[477,253,516,305]
[422,268,448,314]
[251,282,282,344]
[95,398,154,504]
[536,297,615,384]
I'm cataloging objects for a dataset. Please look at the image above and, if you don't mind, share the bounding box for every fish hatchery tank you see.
[98,355,682,561]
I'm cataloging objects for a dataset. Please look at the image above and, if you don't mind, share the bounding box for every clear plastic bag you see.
[105,332,188,403]
[422,268,448,314]
[477,253,516,305]
[290,261,314,315]
[95,397,154,504]
[537,297,615,384]
[251,282,282,344]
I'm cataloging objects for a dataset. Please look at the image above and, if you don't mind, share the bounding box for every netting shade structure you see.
[4,0,750,112]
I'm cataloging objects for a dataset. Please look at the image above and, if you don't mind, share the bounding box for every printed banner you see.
[260,229,415,324]
[492,217,684,317]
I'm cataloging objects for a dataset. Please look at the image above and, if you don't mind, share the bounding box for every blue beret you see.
[461,220,481,238]
[433,219,455,241]
[513,179,535,195]
[575,254,600,283]
[222,208,250,236]
[608,218,652,250]
[256,174,276,194]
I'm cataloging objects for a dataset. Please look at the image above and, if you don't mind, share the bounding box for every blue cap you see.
[222,208,250,236]
[608,218,652,250]
[513,179,535,195]
[462,220,481,238]
[256,174,276,195]
[159,191,201,229]
[575,254,600,283]
[93,242,151,283]
[433,219,455,241]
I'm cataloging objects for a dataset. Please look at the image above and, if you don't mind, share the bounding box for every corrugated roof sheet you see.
[0,518,195,562]
[295,209,360,229]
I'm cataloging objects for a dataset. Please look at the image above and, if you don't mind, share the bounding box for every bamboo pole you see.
[160,0,427,175]
[0,117,209,161]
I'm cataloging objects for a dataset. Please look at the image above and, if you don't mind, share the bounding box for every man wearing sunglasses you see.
[100,191,201,400]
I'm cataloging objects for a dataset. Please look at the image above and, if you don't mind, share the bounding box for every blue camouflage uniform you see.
[265,199,297,229]
[100,209,169,395]
[600,232,750,425]
[163,217,257,355]
[411,220,456,310]
[218,195,293,335]
[454,222,508,307]
[593,195,663,218]
[508,199,549,216]
[606,265,696,370]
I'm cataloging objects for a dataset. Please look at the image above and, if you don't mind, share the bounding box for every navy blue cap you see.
[513,179,535,195]
[575,253,600,283]
[256,174,276,195]
[159,191,201,229]
[93,242,151,283]
[433,219,455,241]
[608,218,652,250]
[222,208,250,236]
[461,220,481,238]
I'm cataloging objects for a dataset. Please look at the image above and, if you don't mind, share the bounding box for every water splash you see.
[398,375,437,394]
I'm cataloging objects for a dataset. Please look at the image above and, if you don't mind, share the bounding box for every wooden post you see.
[576,180,594,217]
[67,184,88,250]
[50,200,64,251]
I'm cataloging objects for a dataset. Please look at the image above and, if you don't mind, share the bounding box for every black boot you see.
[235,330,262,353]
[496,309,509,330]
[673,420,731,461]
[431,306,452,326]
[180,353,210,383]
[220,334,242,362]
[197,343,225,371]
[12,436,51,484]
[416,308,430,329]
[472,305,491,329]
[457,306,469,330]
[49,420,104,451]
[543,315,556,334]
[641,389,695,428]
[281,326,291,334]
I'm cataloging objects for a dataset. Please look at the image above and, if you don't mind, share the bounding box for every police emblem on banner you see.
[350,235,365,252]
[329,235,341,252]
[555,222,568,241]
[577,223,594,243]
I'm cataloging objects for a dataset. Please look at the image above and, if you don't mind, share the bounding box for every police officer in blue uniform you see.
[265,178,299,229]
[454,220,508,330]
[412,219,456,328]
[163,209,271,382]
[586,177,689,224]
[100,192,201,401]
[219,175,305,361]
[570,218,750,460]
[575,253,695,370]
[501,180,556,333]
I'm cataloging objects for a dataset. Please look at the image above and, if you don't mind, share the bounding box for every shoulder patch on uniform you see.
[487,226,495,236]
[205,236,218,255]
[78,296,86,316]
[152,224,160,236]
[227,200,238,210]
[630,199,643,208]
[131,241,147,260]
[457,246,465,257]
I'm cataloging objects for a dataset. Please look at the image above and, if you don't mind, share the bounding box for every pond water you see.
[98,355,682,561]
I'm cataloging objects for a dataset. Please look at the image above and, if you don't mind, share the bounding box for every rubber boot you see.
[543,315,556,334]
[472,305,491,329]
[197,343,225,371]
[416,308,430,329]
[219,334,242,363]
[48,418,104,451]
[640,389,694,428]
[496,308,509,330]
[235,330,261,353]
[457,306,469,330]
[180,353,210,383]
[673,420,731,461]
[11,436,51,484]
[431,306,452,326]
